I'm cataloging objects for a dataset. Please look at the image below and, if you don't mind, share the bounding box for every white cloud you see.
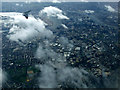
[105,5,116,12]
[40,6,69,20]
[6,15,53,42]
[0,68,6,89]
[36,62,101,88]
[35,44,59,61]
[57,14,69,20]
[59,36,73,51]
[61,24,68,29]
[37,64,57,88]
[36,0,42,2]
[52,0,61,3]
[16,3,19,6]
[84,10,94,14]
[57,67,90,88]
[39,6,69,29]
[25,0,32,3]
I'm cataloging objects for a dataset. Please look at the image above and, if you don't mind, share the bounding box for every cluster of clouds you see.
[84,5,116,14]
[4,6,69,43]
[2,6,101,88]
[1,5,118,88]
[35,7,91,88]
[36,64,98,88]
[2,6,88,88]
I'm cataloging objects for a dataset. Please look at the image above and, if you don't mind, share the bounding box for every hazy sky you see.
[1,0,120,2]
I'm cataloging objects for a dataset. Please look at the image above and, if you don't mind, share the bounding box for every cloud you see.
[57,67,90,88]
[15,3,19,6]
[36,61,102,88]
[61,24,68,29]
[39,6,69,30]
[0,68,2,88]
[6,15,53,42]
[35,44,59,61]
[25,0,32,3]
[104,5,116,12]
[36,64,91,88]
[59,37,73,51]
[0,68,6,89]
[35,40,67,63]
[52,0,61,3]
[36,64,57,88]
[34,33,92,88]
[40,6,69,20]
[36,0,42,2]
[36,59,118,88]
[15,3,23,7]
[84,10,94,14]
[2,9,72,88]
